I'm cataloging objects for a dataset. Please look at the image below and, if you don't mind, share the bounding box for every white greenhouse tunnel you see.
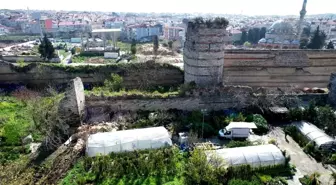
[293,121,336,150]
[86,127,172,157]
[206,144,286,168]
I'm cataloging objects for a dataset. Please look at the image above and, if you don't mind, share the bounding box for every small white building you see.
[86,127,172,157]
[207,144,286,168]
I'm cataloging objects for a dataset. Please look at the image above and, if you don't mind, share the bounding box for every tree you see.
[252,28,261,44]
[327,41,334,49]
[247,29,254,43]
[71,47,76,55]
[168,40,173,50]
[38,35,55,60]
[300,38,309,49]
[240,30,247,45]
[153,35,159,54]
[307,26,327,49]
[130,39,137,55]
[302,26,311,38]
[260,27,267,39]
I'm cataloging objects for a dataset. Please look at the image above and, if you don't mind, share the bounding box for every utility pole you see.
[201,109,207,139]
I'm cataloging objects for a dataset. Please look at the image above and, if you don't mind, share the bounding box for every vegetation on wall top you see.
[6,61,183,74]
[189,17,229,29]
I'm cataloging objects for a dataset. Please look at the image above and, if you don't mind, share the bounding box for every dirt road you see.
[269,127,334,185]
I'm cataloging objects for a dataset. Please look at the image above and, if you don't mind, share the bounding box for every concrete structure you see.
[184,22,228,87]
[59,77,86,127]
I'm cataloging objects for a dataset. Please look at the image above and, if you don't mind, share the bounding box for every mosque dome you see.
[267,39,274,44]
[268,20,294,34]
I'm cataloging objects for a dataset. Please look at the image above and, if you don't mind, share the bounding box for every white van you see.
[219,122,257,139]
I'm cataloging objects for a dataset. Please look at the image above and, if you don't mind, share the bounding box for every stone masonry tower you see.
[184,18,229,87]
[297,0,308,40]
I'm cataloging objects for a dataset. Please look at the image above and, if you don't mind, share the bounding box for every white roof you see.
[226,122,257,130]
[207,144,285,167]
[293,121,335,147]
[86,127,172,157]
[92,28,121,33]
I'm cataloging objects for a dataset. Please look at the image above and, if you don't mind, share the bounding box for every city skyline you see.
[2,0,336,16]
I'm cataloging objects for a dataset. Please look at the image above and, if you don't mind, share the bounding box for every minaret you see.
[297,0,308,40]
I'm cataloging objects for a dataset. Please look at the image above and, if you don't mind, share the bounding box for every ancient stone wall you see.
[0,62,184,89]
[85,86,327,123]
[1,55,61,63]
[184,24,227,87]
[224,50,336,88]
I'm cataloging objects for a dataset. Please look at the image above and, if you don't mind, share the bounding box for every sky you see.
[1,0,336,16]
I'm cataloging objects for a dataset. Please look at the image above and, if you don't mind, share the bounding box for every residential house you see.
[125,24,161,42]
[0,25,13,35]
[164,26,184,41]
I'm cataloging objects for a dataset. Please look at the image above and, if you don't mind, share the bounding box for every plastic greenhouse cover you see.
[86,126,172,157]
[294,121,334,147]
[206,144,285,167]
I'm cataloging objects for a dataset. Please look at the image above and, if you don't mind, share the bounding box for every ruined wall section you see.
[184,24,227,87]
[0,62,184,89]
[85,86,326,123]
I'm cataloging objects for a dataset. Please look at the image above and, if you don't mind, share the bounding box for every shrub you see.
[178,82,196,96]
[103,74,124,92]
[168,41,173,49]
[235,113,246,122]
[16,58,26,67]
[71,47,76,55]
[252,114,269,135]
[226,140,253,148]
[258,174,272,183]
[328,154,336,164]
[299,172,321,185]
[284,126,308,147]
[268,138,277,145]
[184,148,227,185]
[288,108,304,121]
[228,179,261,185]
[191,122,216,138]
[303,142,323,162]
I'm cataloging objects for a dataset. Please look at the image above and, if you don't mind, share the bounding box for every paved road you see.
[269,127,334,185]
[62,53,72,64]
